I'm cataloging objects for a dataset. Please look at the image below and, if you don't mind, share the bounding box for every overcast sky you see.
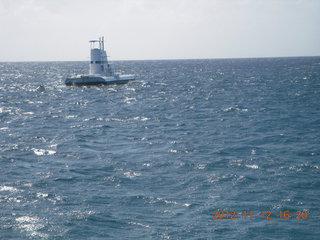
[0,0,319,61]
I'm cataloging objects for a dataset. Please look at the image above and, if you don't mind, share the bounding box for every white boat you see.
[65,37,135,86]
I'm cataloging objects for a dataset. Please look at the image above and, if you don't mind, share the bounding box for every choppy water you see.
[0,57,320,239]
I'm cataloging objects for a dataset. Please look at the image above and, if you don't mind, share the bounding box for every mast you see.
[89,36,110,76]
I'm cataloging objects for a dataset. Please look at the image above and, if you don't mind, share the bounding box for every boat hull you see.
[65,74,135,86]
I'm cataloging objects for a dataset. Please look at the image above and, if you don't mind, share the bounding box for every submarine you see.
[65,37,135,86]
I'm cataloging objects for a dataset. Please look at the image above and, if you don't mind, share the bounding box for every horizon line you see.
[1,55,319,63]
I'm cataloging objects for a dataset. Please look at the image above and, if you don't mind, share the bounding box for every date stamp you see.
[211,210,308,220]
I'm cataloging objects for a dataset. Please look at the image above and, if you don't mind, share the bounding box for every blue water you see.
[0,57,320,239]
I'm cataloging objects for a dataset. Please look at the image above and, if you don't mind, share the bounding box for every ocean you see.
[0,57,319,239]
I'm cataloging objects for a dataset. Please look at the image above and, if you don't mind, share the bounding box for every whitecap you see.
[169,149,177,153]
[223,106,236,112]
[245,164,259,169]
[236,175,246,182]
[15,216,48,238]
[123,171,141,178]
[32,148,56,156]
[196,164,206,169]
[162,198,179,205]
[151,197,190,207]
[48,194,63,203]
[36,192,49,198]
[58,210,95,220]
[128,221,150,228]
[223,106,248,112]
[5,196,22,203]
[126,87,136,92]
[0,186,19,192]
[133,116,149,121]
[229,159,243,167]
[124,97,136,103]
[22,111,34,115]
[22,183,33,187]
[65,115,77,119]
[0,107,12,113]
[207,175,220,183]
[107,87,117,92]
[152,197,178,205]
[110,118,126,122]
[16,216,40,223]
[208,195,220,199]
